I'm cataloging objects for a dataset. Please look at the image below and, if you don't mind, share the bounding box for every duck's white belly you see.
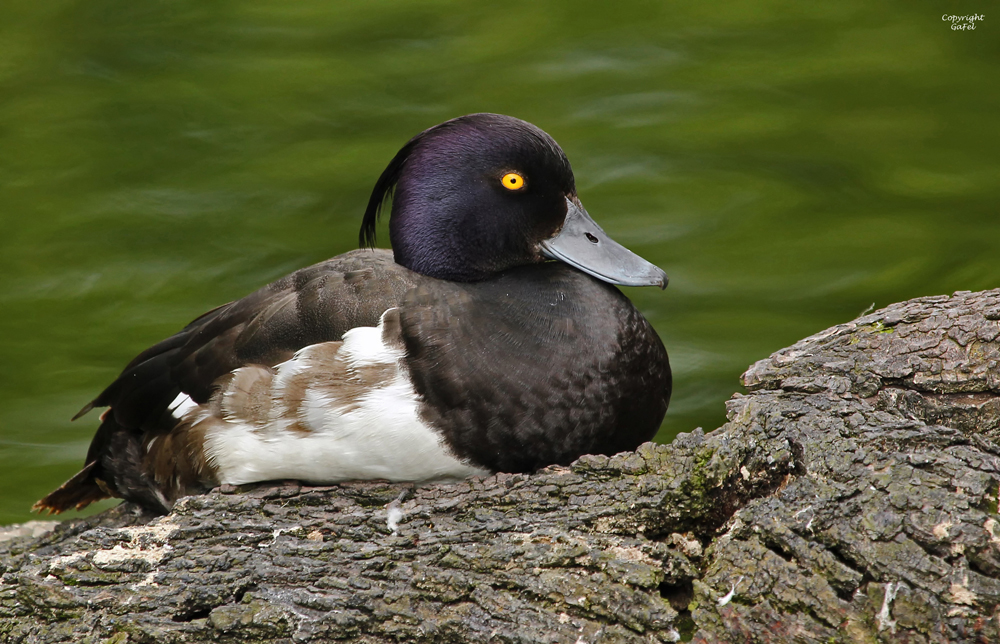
[183,310,488,485]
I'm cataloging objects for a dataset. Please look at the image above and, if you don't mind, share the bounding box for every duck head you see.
[360,113,667,289]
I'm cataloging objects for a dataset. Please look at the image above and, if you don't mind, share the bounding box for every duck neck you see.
[390,222,493,282]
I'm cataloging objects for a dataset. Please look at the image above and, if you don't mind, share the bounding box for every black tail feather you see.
[32,462,109,514]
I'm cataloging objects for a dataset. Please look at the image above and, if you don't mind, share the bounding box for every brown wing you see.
[36,249,418,513]
[88,249,415,431]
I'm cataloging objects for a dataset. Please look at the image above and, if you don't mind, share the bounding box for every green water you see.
[1,1,997,524]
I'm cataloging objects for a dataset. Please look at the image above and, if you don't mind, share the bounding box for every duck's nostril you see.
[585,233,599,244]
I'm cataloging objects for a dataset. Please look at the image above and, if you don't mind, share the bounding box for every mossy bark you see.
[3,289,1000,643]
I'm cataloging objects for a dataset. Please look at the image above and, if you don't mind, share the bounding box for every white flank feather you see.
[202,309,488,485]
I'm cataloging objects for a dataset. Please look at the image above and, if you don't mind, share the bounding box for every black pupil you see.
[585,233,599,243]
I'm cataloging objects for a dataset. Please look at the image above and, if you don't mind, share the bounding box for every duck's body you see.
[37,114,671,514]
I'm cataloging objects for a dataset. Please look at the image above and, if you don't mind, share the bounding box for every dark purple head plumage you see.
[360,113,577,281]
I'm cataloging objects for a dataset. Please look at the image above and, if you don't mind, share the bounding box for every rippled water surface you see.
[1,1,997,524]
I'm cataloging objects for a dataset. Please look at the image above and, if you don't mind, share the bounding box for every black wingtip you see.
[71,402,95,422]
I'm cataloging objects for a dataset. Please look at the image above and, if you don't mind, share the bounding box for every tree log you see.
[3,289,1000,643]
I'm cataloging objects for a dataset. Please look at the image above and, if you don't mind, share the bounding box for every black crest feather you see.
[359,136,421,248]
[359,114,499,248]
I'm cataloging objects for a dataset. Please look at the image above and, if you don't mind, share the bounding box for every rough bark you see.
[3,289,1000,643]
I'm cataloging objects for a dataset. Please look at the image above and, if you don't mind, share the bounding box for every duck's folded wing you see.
[36,250,415,514]
[83,249,415,433]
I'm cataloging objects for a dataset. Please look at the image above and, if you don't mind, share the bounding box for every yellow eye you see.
[501,172,525,190]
